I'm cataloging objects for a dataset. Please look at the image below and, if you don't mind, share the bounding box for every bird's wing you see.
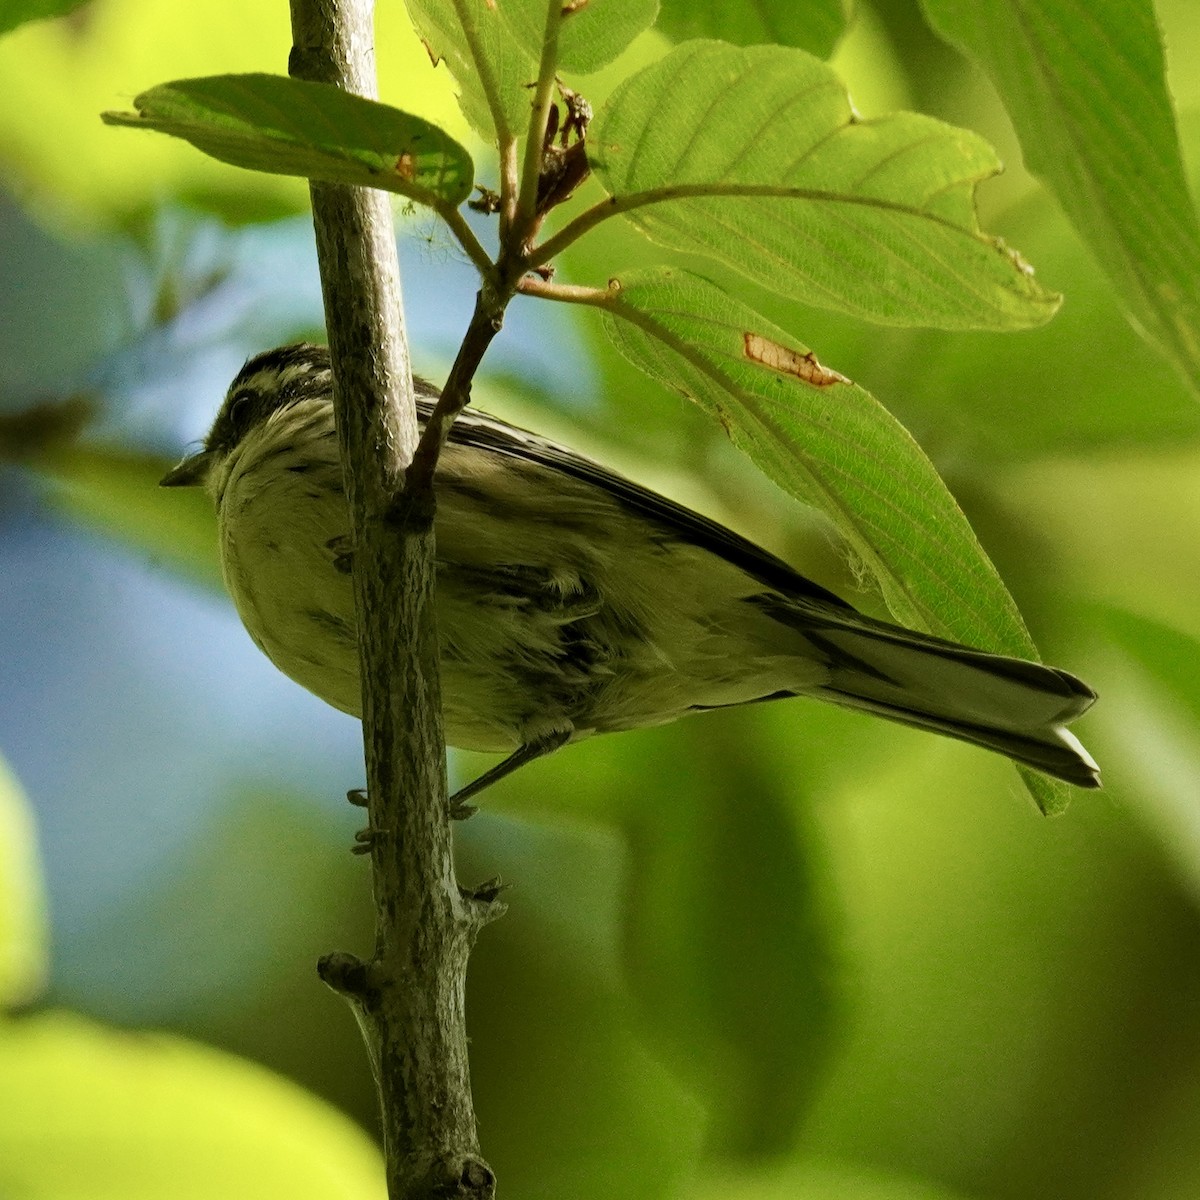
[430,397,852,609]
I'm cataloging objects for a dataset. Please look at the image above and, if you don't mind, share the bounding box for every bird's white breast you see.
[214,407,363,718]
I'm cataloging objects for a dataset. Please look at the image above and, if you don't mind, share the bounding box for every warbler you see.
[162,342,1100,799]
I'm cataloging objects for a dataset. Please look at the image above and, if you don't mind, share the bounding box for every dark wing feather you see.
[430,397,852,609]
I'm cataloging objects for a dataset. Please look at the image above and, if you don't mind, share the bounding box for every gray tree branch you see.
[286,1,499,1196]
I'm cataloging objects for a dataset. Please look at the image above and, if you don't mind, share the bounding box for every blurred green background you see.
[2,1,1200,1198]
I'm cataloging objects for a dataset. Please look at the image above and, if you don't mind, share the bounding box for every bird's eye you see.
[227,390,255,430]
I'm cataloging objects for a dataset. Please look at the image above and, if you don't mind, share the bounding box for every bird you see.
[161,342,1100,803]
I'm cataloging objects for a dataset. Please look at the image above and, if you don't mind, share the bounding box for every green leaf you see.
[0,1012,385,1198]
[489,0,659,75]
[560,0,660,73]
[0,756,47,1009]
[694,1157,981,1200]
[656,0,849,60]
[588,40,1060,331]
[0,0,465,226]
[595,266,1069,812]
[0,0,89,35]
[403,0,658,143]
[102,74,474,206]
[1090,606,1200,904]
[456,814,703,1200]
[1097,607,1200,724]
[599,267,1026,640]
[730,177,1200,464]
[404,0,538,140]
[622,716,837,1154]
[851,187,1200,461]
[918,0,1200,396]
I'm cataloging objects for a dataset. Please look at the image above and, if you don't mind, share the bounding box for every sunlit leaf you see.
[595,265,1069,812]
[103,74,474,205]
[403,0,537,140]
[403,0,657,142]
[656,0,849,60]
[734,181,1200,463]
[919,0,1200,396]
[588,40,1060,330]
[491,0,660,75]
[853,187,1200,460]
[0,1011,385,1199]
[599,267,1021,640]
[0,756,47,1008]
[0,0,464,225]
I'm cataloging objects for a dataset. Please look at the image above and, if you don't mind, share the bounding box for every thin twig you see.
[406,286,507,495]
[288,2,500,1198]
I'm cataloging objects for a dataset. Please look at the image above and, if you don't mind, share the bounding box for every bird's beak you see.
[160,449,215,488]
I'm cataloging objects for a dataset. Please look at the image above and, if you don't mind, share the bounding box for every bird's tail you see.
[770,601,1101,788]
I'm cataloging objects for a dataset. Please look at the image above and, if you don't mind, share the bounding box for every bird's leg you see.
[346,731,571,824]
[449,728,572,819]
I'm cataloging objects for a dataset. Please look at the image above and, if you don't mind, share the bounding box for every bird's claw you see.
[351,824,386,855]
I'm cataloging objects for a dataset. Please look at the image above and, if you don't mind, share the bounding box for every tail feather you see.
[778,604,1100,788]
[820,685,1101,788]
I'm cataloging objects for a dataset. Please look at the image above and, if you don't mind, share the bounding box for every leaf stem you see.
[516,275,614,305]
[498,133,521,236]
